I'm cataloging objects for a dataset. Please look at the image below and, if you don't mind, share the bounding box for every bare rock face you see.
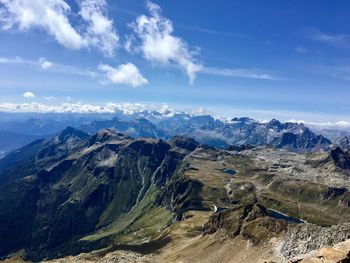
[334,136,350,152]
[281,223,350,259]
[203,204,288,243]
[290,239,350,263]
[329,147,350,170]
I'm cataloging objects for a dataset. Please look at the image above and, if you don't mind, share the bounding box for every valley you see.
[0,127,349,262]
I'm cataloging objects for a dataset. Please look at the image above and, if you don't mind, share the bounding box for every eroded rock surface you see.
[281,223,350,259]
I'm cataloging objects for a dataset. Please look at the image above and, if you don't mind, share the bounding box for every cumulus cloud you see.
[79,0,119,56]
[0,0,119,56]
[0,0,84,49]
[99,63,148,87]
[128,1,202,83]
[38,57,53,69]
[23,91,35,98]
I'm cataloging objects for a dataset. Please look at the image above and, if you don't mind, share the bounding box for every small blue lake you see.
[267,209,304,224]
[222,168,237,176]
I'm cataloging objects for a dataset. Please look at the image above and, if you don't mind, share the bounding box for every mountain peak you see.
[169,135,199,151]
[329,146,350,169]
[231,117,255,123]
[55,127,89,143]
[91,128,127,144]
[268,118,282,125]
[334,136,350,151]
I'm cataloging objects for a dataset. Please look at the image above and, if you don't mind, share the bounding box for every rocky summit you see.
[0,126,349,263]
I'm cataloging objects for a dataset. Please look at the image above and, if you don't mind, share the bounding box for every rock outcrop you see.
[290,239,350,263]
[203,204,288,244]
[281,223,350,259]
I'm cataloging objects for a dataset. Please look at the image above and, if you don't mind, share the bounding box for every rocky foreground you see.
[290,239,350,263]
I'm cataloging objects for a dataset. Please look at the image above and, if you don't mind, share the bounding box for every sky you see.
[0,0,350,125]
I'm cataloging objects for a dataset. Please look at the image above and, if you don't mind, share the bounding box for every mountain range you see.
[0,110,342,158]
[0,126,350,262]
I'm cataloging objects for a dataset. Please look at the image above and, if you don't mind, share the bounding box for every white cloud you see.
[0,56,97,77]
[177,25,246,39]
[23,91,35,98]
[287,119,350,128]
[0,0,119,55]
[39,57,53,69]
[0,0,84,49]
[307,29,350,48]
[126,1,278,83]
[98,63,148,87]
[0,102,172,114]
[128,1,202,83]
[79,0,119,56]
[0,56,148,87]
[0,56,33,65]
[201,67,279,80]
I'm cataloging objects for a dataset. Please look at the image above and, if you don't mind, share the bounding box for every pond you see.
[222,168,237,176]
[267,209,305,224]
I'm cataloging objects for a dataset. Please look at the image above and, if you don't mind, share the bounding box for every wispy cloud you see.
[307,28,350,48]
[200,67,279,80]
[311,64,350,81]
[0,56,34,66]
[176,25,247,39]
[44,96,55,101]
[325,66,350,81]
[0,56,150,87]
[294,47,308,53]
[0,56,97,77]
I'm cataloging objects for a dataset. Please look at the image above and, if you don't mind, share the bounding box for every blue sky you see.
[0,0,350,124]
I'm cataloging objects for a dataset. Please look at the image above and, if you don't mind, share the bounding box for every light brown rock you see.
[290,239,350,263]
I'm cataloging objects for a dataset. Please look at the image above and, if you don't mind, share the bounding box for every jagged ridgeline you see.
[0,113,335,158]
[0,127,350,262]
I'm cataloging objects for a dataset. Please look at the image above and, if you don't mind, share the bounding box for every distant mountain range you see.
[68,112,333,153]
[0,110,348,157]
